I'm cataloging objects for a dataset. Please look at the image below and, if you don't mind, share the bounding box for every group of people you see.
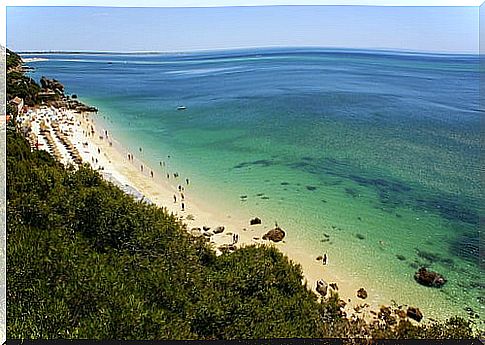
[126,147,191,213]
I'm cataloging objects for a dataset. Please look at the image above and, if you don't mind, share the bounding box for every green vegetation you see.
[6,48,477,340]
[6,71,41,106]
[7,48,22,71]
[6,48,40,107]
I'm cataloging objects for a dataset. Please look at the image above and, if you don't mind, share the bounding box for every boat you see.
[177,106,187,111]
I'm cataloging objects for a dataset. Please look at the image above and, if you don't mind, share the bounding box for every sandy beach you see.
[19,105,425,323]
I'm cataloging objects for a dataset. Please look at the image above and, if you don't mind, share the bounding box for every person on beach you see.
[181,202,185,211]
[98,148,101,154]
[323,253,328,265]
[178,185,181,192]
[150,170,154,178]
[173,195,177,203]
[141,164,144,172]
[167,173,170,179]
[180,193,184,201]
[186,178,189,185]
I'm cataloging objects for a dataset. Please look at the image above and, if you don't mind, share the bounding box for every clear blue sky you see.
[6,5,479,53]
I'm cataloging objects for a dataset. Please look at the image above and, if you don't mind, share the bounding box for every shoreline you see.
[21,104,475,327]
[73,110,406,321]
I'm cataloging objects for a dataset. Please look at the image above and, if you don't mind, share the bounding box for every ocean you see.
[24,48,482,325]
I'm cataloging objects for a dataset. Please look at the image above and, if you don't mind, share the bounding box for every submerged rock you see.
[250,217,262,225]
[406,307,423,322]
[414,267,446,287]
[316,279,328,297]
[357,288,368,299]
[262,226,285,242]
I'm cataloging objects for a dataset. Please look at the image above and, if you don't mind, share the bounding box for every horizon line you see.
[14,45,479,56]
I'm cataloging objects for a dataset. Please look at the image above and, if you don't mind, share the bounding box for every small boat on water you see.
[177,106,187,111]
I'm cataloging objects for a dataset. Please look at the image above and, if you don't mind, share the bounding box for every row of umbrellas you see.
[39,127,63,161]
[51,122,83,165]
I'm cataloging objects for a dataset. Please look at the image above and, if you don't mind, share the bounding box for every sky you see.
[5,3,481,54]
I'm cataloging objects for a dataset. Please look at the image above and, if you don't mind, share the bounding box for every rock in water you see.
[250,217,262,225]
[357,288,368,299]
[406,307,423,322]
[213,226,225,234]
[316,279,328,297]
[262,226,285,242]
[414,267,446,287]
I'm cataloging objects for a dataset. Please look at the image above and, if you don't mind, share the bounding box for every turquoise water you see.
[25,48,482,325]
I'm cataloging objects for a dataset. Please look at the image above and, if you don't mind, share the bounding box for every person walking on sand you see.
[181,193,184,201]
[323,253,328,265]
[173,195,177,203]
[150,170,154,178]
[181,202,185,211]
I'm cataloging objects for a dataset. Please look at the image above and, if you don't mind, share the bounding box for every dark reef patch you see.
[355,233,365,240]
[306,186,317,191]
[414,196,479,226]
[450,232,480,265]
[349,174,412,194]
[234,159,275,169]
[345,187,359,198]
[415,249,441,263]
[280,182,290,185]
[283,156,479,228]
